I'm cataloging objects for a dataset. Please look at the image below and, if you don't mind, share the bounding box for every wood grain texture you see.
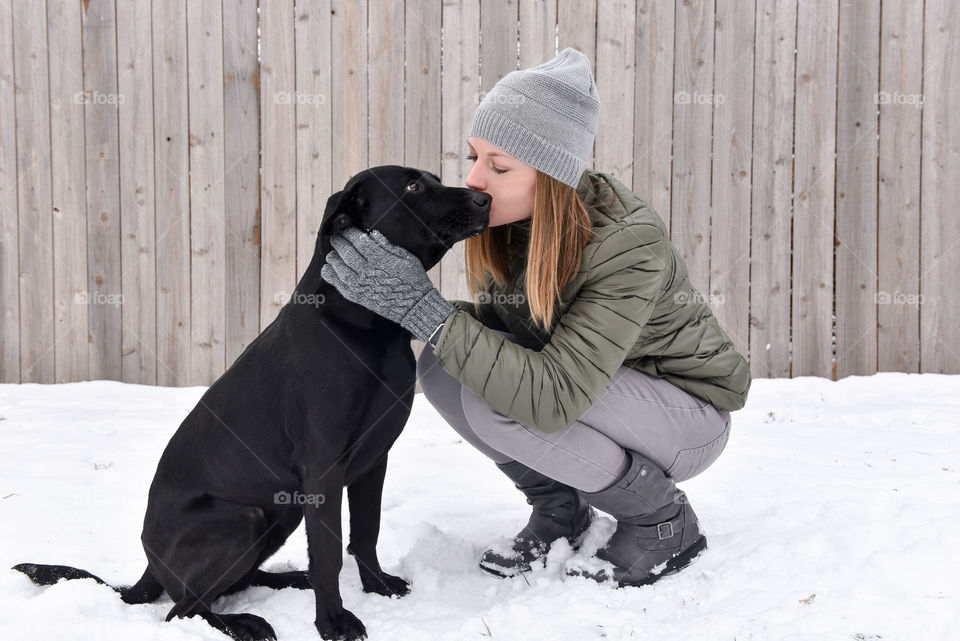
[48,0,90,383]
[595,0,636,182]
[749,0,796,378]
[116,0,158,385]
[224,0,261,367]
[82,0,123,380]
[670,0,714,294]
[152,0,191,386]
[632,0,675,221]
[920,0,960,373]
[792,0,838,377]
[14,0,55,383]
[878,0,923,373]
[835,0,880,378]
[259,0,297,331]
[0,0,18,382]
[186,0,227,385]
[710,0,754,364]
[295,0,335,282]
[2,0,956,384]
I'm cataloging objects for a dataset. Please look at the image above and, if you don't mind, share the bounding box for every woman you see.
[321,48,751,587]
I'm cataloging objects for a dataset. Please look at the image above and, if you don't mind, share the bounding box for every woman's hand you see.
[320,226,454,342]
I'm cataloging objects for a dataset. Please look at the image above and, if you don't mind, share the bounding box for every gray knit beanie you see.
[469,47,601,188]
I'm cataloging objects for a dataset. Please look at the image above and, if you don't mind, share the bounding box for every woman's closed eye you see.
[466,154,507,174]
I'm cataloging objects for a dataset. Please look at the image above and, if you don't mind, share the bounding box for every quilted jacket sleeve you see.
[432,223,668,433]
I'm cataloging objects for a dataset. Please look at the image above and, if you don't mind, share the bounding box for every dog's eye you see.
[405,181,423,192]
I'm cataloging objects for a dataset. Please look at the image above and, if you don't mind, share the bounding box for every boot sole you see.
[619,534,708,588]
[479,512,596,579]
[478,560,521,579]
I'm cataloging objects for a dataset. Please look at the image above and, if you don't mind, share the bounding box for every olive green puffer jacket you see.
[431,168,751,433]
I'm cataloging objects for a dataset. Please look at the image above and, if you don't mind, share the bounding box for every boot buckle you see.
[656,522,674,540]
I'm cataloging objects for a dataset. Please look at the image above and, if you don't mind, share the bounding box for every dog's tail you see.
[12,563,164,604]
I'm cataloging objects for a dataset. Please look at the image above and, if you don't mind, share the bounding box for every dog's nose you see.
[472,192,491,208]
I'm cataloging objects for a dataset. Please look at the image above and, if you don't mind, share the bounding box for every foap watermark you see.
[274,291,326,308]
[273,91,326,106]
[474,90,526,106]
[274,490,326,507]
[74,290,124,308]
[74,90,125,106]
[674,290,725,307]
[875,290,924,308]
[674,90,725,105]
[874,91,924,109]
[476,290,526,307]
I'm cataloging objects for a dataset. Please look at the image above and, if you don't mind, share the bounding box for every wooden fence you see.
[1,0,957,386]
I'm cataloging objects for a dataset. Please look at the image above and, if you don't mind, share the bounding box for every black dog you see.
[13,165,490,641]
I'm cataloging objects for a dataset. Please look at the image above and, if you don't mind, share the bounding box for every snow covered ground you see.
[1,373,958,641]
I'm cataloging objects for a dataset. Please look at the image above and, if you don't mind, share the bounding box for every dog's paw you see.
[360,571,410,598]
[315,608,367,641]
[199,612,276,641]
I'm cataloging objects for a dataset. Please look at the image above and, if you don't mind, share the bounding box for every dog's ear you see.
[318,181,368,255]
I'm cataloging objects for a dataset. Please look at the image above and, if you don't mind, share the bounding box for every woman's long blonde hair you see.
[464,171,593,331]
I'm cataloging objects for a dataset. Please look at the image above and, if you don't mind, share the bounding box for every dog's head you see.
[318,166,491,270]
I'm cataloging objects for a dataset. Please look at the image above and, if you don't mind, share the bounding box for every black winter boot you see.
[566,450,707,587]
[479,460,594,578]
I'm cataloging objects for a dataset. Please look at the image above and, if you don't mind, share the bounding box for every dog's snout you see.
[472,192,491,208]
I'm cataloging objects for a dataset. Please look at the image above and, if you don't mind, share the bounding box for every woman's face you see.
[465,136,536,227]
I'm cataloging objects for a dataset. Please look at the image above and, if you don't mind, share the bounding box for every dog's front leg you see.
[301,468,366,641]
[346,455,410,597]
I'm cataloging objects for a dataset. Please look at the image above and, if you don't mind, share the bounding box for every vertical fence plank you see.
[632,0,675,220]
[329,0,367,235]
[710,0,755,360]
[670,0,714,292]
[558,0,597,83]
[82,0,122,380]
[920,0,960,373]
[116,0,157,384]
[13,0,55,383]
[47,0,89,383]
[519,0,556,67]
[369,0,404,172]
[439,0,481,308]
[480,0,518,90]
[0,0,18,382]
[406,0,442,357]
[558,0,597,182]
[295,0,334,283]
[186,0,226,384]
[439,0,481,288]
[792,0,837,378]
[878,0,923,373]
[259,0,297,330]
[749,0,796,378]
[292,0,332,293]
[404,0,442,174]
[153,0,191,386]
[223,0,261,365]
[595,0,636,182]
[835,0,880,378]
[435,0,481,392]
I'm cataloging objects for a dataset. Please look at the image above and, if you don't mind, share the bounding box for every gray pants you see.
[416,330,732,492]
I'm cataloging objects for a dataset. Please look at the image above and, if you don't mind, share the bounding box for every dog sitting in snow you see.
[13,166,490,641]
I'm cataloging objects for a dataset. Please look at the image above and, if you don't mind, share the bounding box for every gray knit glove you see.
[320,226,454,343]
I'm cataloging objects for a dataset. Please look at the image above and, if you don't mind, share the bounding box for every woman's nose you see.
[465,165,484,191]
